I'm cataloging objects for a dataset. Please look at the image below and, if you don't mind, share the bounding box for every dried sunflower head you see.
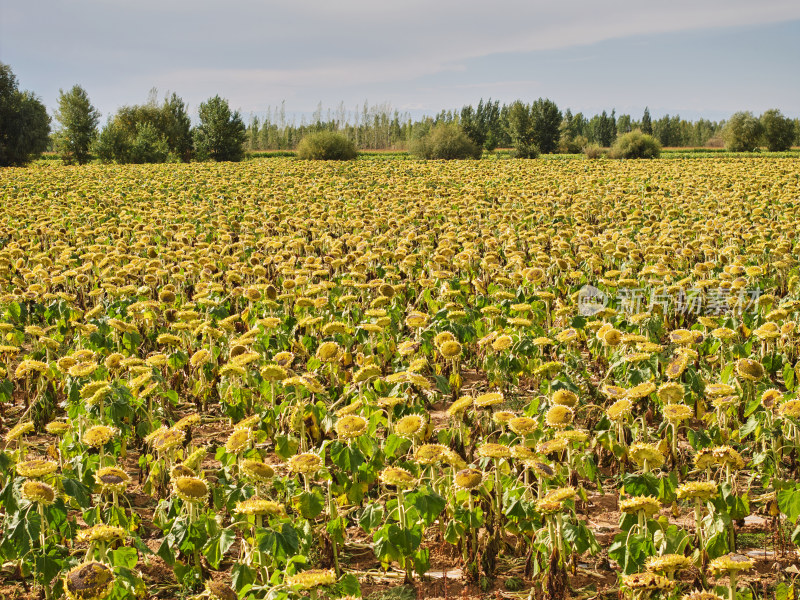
[16,459,57,479]
[395,414,426,438]
[76,524,126,544]
[676,481,718,502]
[22,480,56,505]
[708,554,754,576]
[235,497,282,517]
[95,467,131,494]
[735,358,764,382]
[288,452,323,475]
[477,443,510,459]
[64,561,115,600]
[545,405,574,429]
[83,425,116,448]
[628,442,665,470]
[335,414,367,440]
[173,476,209,505]
[379,466,416,488]
[620,495,661,517]
[225,428,252,454]
[454,468,483,490]
[286,569,336,590]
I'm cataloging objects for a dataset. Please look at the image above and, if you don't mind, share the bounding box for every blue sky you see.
[1,0,798,124]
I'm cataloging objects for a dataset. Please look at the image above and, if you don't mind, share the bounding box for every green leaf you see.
[359,502,384,532]
[622,473,660,497]
[62,477,91,508]
[387,523,422,556]
[297,490,325,519]
[408,486,445,527]
[111,546,139,569]
[778,485,800,523]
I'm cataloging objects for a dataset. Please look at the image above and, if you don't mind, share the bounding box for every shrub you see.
[722,111,763,152]
[558,135,588,154]
[409,123,481,160]
[296,131,357,160]
[583,144,604,159]
[608,130,661,159]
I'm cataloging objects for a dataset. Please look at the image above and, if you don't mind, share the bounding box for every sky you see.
[1,0,799,124]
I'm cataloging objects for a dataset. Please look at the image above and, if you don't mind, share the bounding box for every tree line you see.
[1,61,797,167]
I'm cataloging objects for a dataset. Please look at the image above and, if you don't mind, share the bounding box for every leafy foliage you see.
[193,95,247,162]
[54,85,100,165]
[296,131,357,160]
[0,62,50,166]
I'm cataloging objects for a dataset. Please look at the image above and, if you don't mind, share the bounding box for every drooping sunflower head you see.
[16,459,58,479]
[621,572,673,592]
[5,420,34,443]
[551,389,578,407]
[708,554,754,577]
[439,340,463,359]
[82,425,117,448]
[415,443,449,465]
[288,452,323,475]
[545,405,574,429]
[235,497,283,517]
[335,414,368,440]
[225,428,252,455]
[662,404,693,424]
[240,459,274,482]
[64,561,115,600]
[286,569,337,590]
[536,438,569,456]
[645,553,692,574]
[395,414,426,439]
[477,442,511,460]
[22,480,56,505]
[619,495,661,517]
[628,442,665,469]
[95,467,131,494]
[173,476,209,505]
[735,358,764,382]
[607,398,633,421]
[508,416,537,435]
[76,524,126,544]
[657,382,685,404]
[454,468,483,490]
[379,466,417,488]
[676,481,718,502]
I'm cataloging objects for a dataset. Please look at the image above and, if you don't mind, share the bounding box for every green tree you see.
[0,63,50,166]
[193,95,247,162]
[760,109,795,152]
[161,92,193,161]
[723,111,764,152]
[641,107,652,135]
[95,91,191,163]
[531,98,562,154]
[459,105,486,151]
[505,101,538,158]
[54,85,100,165]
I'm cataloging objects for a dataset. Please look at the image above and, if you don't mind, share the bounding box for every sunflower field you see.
[0,157,800,600]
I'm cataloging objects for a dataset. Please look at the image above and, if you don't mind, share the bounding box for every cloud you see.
[2,0,798,115]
